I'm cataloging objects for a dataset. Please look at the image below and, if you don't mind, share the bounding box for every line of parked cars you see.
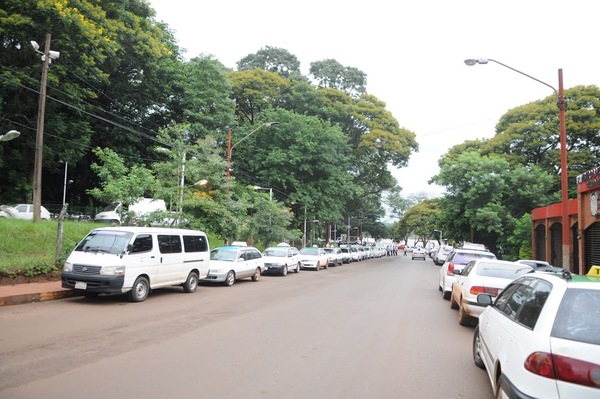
[60,227,388,302]
[434,242,600,398]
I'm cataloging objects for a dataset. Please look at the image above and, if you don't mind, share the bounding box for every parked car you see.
[411,247,427,260]
[516,259,565,272]
[349,246,361,262]
[433,245,453,266]
[338,246,352,263]
[299,247,329,271]
[0,204,51,220]
[205,245,264,286]
[262,245,300,276]
[450,259,534,326]
[439,247,497,300]
[323,247,343,267]
[473,267,600,399]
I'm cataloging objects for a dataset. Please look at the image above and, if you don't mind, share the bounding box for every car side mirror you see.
[476,293,493,306]
[453,269,462,275]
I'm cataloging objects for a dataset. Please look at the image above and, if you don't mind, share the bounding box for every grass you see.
[0,219,223,278]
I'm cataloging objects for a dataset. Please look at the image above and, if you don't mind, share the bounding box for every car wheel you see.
[473,326,485,369]
[225,270,235,286]
[129,276,150,302]
[251,267,261,281]
[295,262,300,273]
[183,271,199,293]
[281,265,288,276]
[315,262,320,271]
[458,302,476,326]
[324,262,329,269]
[450,293,459,310]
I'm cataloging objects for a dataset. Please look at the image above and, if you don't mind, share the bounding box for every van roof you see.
[91,226,206,234]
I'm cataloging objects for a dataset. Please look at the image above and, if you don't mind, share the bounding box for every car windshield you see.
[264,249,287,257]
[551,288,600,345]
[210,248,238,261]
[75,230,133,254]
[300,248,319,255]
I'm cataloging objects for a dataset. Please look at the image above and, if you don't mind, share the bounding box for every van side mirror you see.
[453,269,461,275]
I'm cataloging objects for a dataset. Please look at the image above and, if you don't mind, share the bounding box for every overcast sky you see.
[148,0,599,196]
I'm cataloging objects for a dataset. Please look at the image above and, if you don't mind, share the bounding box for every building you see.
[532,165,600,274]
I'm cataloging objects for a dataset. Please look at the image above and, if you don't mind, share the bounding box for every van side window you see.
[183,235,208,252]
[158,235,182,254]
[131,234,153,253]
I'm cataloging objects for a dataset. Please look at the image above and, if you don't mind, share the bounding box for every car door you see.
[156,234,184,285]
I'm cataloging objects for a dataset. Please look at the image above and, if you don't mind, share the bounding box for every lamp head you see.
[30,41,39,51]
[464,58,489,66]
[0,130,20,142]
[265,122,280,127]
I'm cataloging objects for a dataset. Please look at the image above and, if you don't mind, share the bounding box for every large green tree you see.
[432,151,554,257]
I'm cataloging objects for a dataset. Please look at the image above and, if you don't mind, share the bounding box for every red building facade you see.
[531,165,600,275]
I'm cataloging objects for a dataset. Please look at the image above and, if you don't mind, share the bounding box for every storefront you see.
[531,165,600,275]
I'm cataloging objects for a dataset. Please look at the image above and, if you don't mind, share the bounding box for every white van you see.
[61,227,210,302]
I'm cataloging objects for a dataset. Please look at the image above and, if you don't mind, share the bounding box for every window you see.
[462,261,476,276]
[182,235,208,253]
[552,288,600,345]
[157,235,182,254]
[515,279,551,329]
[494,283,521,318]
[131,234,153,253]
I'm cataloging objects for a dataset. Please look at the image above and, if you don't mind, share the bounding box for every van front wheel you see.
[129,277,150,302]
[183,271,199,293]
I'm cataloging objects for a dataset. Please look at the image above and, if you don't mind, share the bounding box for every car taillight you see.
[525,352,600,388]
[469,286,499,296]
[447,262,455,276]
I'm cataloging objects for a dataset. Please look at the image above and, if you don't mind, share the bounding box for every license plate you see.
[75,281,87,290]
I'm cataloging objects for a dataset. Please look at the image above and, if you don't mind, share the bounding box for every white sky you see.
[148,0,600,197]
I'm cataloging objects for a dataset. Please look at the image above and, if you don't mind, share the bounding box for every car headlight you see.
[100,266,125,276]
[210,268,225,274]
[63,262,73,272]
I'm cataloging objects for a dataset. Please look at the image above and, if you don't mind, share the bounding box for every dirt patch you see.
[0,273,61,286]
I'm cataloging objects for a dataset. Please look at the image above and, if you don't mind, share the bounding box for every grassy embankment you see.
[0,219,221,279]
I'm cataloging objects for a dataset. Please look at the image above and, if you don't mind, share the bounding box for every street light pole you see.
[253,186,273,201]
[464,58,570,270]
[227,122,279,196]
[31,34,59,222]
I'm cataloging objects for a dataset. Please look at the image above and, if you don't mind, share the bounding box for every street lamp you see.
[31,34,60,222]
[253,185,273,201]
[0,130,20,142]
[227,122,279,195]
[465,58,570,270]
[60,161,73,206]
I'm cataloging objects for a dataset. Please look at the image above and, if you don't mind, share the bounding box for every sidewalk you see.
[0,279,84,307]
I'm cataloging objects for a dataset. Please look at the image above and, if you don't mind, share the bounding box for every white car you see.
[439,247,497,300]
[433,245,453,265]
[450,259,533,326]
[0,204,51,220]
[299,247,329,271]
[323,247,343,267]
[473,267,600,399]
[411,247,427,260]
[205,245,264,286]
[262,245,300,276]
[338,246,352,263]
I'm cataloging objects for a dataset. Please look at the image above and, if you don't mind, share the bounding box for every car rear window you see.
[551,288,600,345]
[477,263,532,279]
[452,252,496,265]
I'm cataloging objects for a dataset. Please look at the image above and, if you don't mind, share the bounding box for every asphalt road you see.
[0,253,494,399]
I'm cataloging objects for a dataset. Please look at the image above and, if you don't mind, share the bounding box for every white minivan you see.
[61,227,210,302]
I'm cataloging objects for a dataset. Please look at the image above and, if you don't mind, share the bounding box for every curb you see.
[0,289,85,307]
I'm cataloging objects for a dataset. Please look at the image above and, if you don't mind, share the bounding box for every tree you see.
[309,59,366,98]
[432,151,554,257]
[237,46,301,78]
[482,85,600,197]
[228,69,291,124]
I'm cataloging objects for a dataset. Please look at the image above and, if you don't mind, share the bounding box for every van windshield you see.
[75,230,133,254]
